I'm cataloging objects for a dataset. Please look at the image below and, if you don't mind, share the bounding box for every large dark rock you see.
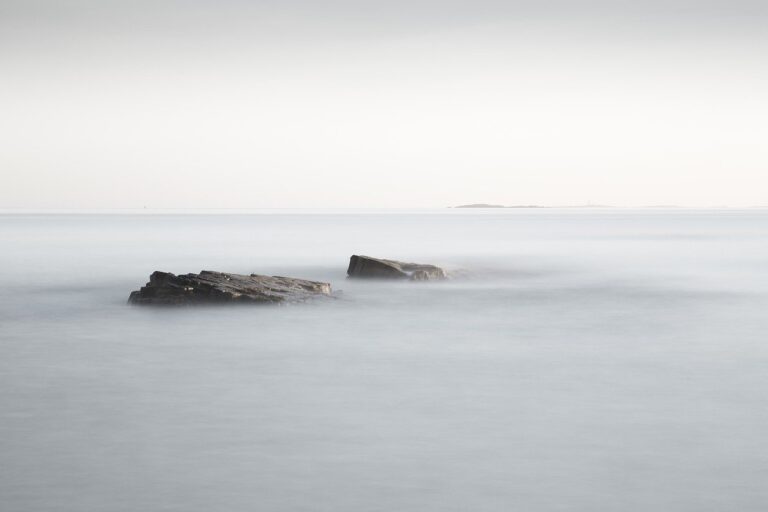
[128,270,332,305]
[347,255,447,281]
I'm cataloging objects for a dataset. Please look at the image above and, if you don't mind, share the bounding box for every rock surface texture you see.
[128,270,332,305]
[347,255,447,281]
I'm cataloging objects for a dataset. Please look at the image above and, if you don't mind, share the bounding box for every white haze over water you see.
[1,209,768,511]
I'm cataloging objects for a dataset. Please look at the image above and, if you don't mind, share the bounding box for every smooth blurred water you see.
[1,209,767,512]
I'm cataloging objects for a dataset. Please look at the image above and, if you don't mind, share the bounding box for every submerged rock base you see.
[128,270,332,305]
[347,255,447,281]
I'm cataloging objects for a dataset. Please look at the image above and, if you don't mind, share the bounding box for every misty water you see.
[1,209,767,511]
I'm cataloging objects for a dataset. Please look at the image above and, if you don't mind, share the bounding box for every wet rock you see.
[347,255,447,281]
[128,270,332,305]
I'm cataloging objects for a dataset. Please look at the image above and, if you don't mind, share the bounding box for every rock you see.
[128,270,332,305]
[347,255,447,281]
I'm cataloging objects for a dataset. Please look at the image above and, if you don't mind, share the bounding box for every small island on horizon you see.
[452,203,613,209]
[453,203,547,209]
[453,203,506,208]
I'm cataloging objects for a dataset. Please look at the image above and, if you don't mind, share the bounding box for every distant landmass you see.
[452,204,612,209]
[453,203,507,208]
[452,204,767,209]
[453,203,548,209]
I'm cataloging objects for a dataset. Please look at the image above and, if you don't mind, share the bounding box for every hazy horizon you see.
[3,205,768,213]
[2,0,767,208]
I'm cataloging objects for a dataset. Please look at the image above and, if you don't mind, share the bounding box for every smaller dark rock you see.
[347,255,447,281]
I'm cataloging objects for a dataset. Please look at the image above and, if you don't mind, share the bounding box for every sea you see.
[1,209,767,511]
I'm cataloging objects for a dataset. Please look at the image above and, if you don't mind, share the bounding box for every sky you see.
[1,0,767,208]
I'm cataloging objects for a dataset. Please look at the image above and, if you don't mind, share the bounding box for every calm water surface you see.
[1,209,767,511]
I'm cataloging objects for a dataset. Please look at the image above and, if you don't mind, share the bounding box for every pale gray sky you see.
[2,0,767,208]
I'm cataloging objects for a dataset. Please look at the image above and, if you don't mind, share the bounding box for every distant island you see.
[452,204,614,209]
[453,204,546,209]
[454,203,506,208]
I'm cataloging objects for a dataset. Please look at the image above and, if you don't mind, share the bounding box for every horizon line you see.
[1,205,767,214]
